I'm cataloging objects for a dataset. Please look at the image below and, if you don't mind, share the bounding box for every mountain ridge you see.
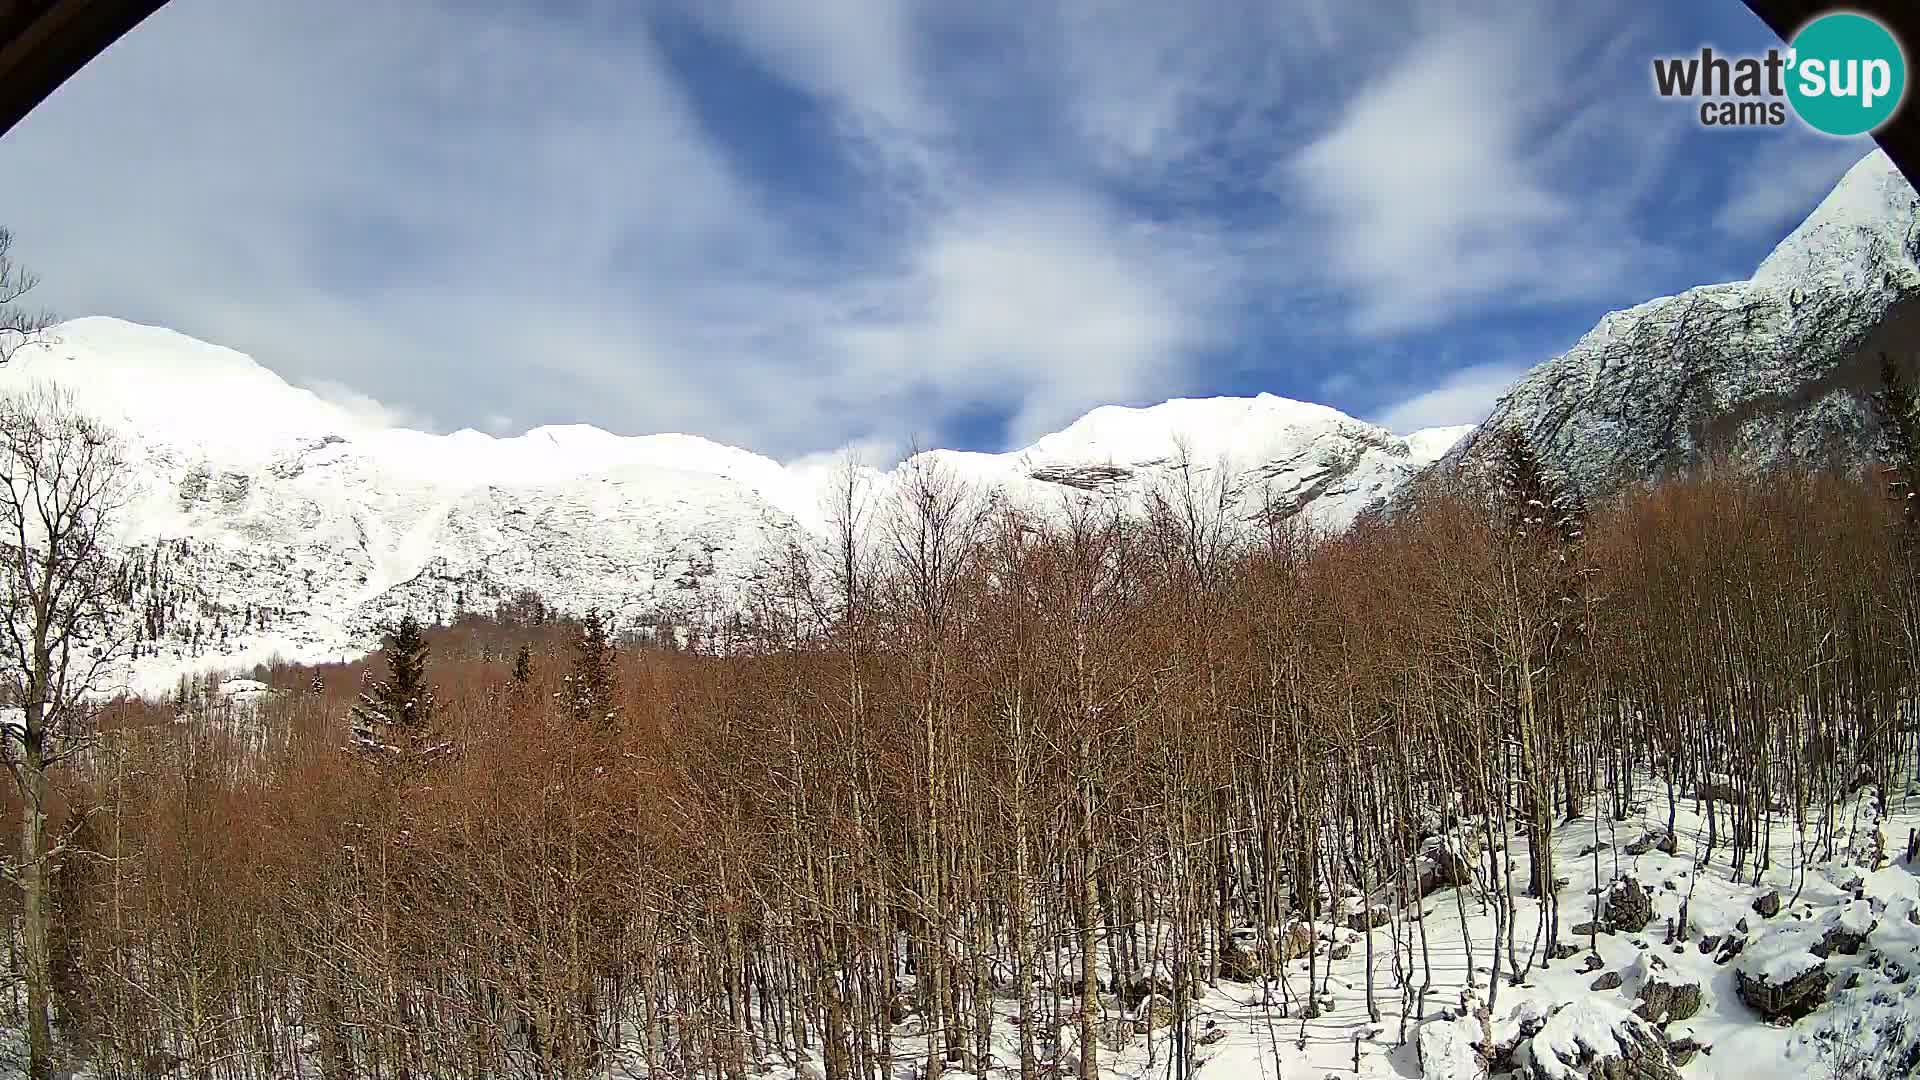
[0,317,1465,693]
[1446,148,1920,491]
[5,149,1916,693]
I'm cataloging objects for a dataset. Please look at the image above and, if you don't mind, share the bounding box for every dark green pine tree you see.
[349,615,440,760]
[565,609,619,731]
[511,643,534,687]
[1872,354,1920,540]
[1494,429,1584,549]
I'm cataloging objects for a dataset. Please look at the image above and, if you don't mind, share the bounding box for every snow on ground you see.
[625,776,1920,1080]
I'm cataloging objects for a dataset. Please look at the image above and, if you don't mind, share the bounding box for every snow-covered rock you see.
[1447,148,1920,497]
[1511,999,1677,1080]
[1736,921,1831,1021]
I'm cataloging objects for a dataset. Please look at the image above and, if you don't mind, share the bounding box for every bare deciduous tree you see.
[0,384,128,1079]
[0,229,54,365]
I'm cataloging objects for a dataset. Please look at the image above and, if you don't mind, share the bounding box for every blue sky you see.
[0,0,1879,464]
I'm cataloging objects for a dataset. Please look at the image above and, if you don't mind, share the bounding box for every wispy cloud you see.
[0,0,1831,459]
[1713,135,1873,239]
[1371,361,1529,433]
[1287,8,1682,337]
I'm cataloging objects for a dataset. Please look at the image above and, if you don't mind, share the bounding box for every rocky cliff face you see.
[1443,149,1920,494]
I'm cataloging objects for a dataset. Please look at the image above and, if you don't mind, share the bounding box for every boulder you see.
[1734,964,1826,1022]
[1511,999,1678,1080]
[1591,972,1623,991]
[1665,1036,1706,1067]
[1346,906,1391,932]
[1734,928,1829,1022]
[1219,940,1261,983]
[1624,830,1676,857]
[1247,921,1318,963]
[1754,890,1782,918]
[1415,837,1476,896]
[1633,974,1703,1024]
[1607,879,1653,934]
[1813,900,1876,958]
[1487,999,1555,1074]
[1280,921,1315,960]
[1131,994,1179,1034]
[1120,971,1178,1008]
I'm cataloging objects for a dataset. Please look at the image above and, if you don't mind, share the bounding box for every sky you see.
[0,0,1882,465]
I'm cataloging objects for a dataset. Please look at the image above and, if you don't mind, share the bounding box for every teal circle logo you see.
[1787,13,1907,136]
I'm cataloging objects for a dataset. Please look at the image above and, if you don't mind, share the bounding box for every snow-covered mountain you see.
[12,149,1917,692]
[0,317,1463,690]
[1446,148,1920,490]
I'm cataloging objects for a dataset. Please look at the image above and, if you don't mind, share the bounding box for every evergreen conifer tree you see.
[565,609,619,731]
[512,642,534,686]
[1494,430,1584,550]
[349,615,442,762]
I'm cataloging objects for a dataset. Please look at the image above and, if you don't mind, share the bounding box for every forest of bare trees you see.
[0,419,1902,1080]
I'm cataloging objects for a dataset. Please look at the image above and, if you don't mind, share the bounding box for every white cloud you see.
[1714,136,1873,238]
[303,379,432,432]
[0,0,1241,460]
[1287,9,1675,335]
[688,0,931,136]
[827,192,1230,446]
[1371,361,1528,433]
[0,0,1772,464]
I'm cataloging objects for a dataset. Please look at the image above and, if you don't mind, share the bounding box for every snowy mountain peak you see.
[4,317,370,460]
[1451,146,1920,496]
[1003,393,1467,483]
[1752,149,1918,291]
[25,147,1916,692]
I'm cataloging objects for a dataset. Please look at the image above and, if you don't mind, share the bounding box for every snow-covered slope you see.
[906,395,1468,532]
[1445,148,1920,491]
[0,317,1461,689]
